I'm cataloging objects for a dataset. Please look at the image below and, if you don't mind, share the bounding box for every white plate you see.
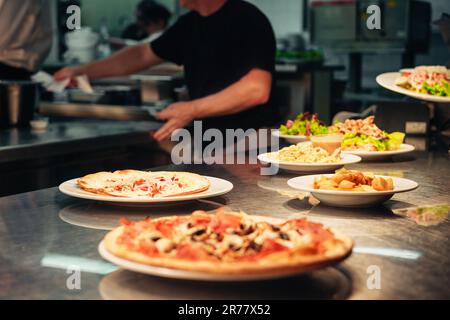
[287,175,418,208]
[59,176,233,204]
[376,72,450,103]
[271,129,308,144]
[98,215,351,282]
[258,152,361,173]
[342,144,415,161]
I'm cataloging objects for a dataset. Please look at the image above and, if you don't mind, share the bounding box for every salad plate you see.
[329,116,411,160]
[276,113,328,144]
[376,66,450,103]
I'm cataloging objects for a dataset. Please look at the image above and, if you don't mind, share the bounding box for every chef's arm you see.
[54,44,163,81]
[154,69,272,141]
[192,68,272,118]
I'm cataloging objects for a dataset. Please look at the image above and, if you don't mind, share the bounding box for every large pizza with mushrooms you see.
[103,209,353,274]
[77,170,210,198]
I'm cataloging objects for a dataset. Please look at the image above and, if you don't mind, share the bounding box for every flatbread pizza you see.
[103,209,353,274]
[78,170,210,198]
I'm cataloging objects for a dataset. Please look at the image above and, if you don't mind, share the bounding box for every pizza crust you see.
[77,170,210,198]
[103,223,353,275]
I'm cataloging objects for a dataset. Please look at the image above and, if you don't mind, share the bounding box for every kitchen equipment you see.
[434,13,450,52]
[373,101,431,135]
[0,80,38,128]
[310,0,431,91]
[310,0,431,54]
[29,117,49,130]
[64,28,99,64]
[68,85,142,106]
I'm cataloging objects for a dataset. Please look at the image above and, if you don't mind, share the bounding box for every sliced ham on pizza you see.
[77,170,210,198]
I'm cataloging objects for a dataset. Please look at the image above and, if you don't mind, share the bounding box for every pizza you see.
[77,170,210,198]
[103,209,353,274]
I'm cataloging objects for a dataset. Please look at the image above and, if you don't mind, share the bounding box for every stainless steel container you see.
[0,81,38,128]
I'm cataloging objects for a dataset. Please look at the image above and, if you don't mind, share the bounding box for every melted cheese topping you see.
[117,212,337,261]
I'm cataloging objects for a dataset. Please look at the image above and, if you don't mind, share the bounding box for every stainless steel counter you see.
[0,120,161,164]
[0,150,449,299]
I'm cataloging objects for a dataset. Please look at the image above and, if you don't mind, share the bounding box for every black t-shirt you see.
[151,0,278,130]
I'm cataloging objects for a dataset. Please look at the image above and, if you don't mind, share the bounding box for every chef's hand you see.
[153,102,197,141]
[53,67,82,83]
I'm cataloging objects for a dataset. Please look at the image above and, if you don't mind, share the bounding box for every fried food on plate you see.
[314,168,394,192]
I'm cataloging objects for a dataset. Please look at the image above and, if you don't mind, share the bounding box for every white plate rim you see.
[287,174,419,196]
[98,241,330,281]
[341,144,415,156]
[271,129,308,140]
[59,176,233,203]
[257,152,362,167]
[376,72,450,103]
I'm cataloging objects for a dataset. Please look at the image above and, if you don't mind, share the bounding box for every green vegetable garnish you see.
[422,80,450,97]
[279,112,328,136]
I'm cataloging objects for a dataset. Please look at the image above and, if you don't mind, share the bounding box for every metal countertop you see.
[0,150,449,299]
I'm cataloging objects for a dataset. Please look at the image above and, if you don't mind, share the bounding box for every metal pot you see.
[0,80,38,128]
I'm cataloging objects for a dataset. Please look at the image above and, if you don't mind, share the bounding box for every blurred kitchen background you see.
[42,0,450,123]
[0,0,449,196]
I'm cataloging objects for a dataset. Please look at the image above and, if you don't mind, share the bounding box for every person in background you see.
[0,0,52,80]
[55,0,277,141]
[121,0,172,44]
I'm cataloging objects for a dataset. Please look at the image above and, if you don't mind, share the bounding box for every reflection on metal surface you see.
[99,267,352,300]
[353,247,421,260]
[59,199,227,230]
[257,180,308,198]
[307,203,399,219]
[291,203,411,237]
[257,179,320,208]
[392,204,450,226]
[41,254,117,275]
[372,170,406,178]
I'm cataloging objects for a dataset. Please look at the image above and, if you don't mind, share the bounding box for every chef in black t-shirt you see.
[54,0,277,141]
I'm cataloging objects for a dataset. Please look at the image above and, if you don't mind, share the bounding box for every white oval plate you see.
[376,72,450,103]
[341,144,415,161]
[258,152,361,173]
[98,215,351,282]
[271,129,308,144]
[287,175,418,208]
[59,176,233,204]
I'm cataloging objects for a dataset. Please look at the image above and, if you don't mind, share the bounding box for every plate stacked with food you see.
[258,140,361,173]
[288,168,418,207]
[273,112,329,144]
[376,65,450,103]
[59,170,233,205]
[329,116,414,160]
[99,209,353,281]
